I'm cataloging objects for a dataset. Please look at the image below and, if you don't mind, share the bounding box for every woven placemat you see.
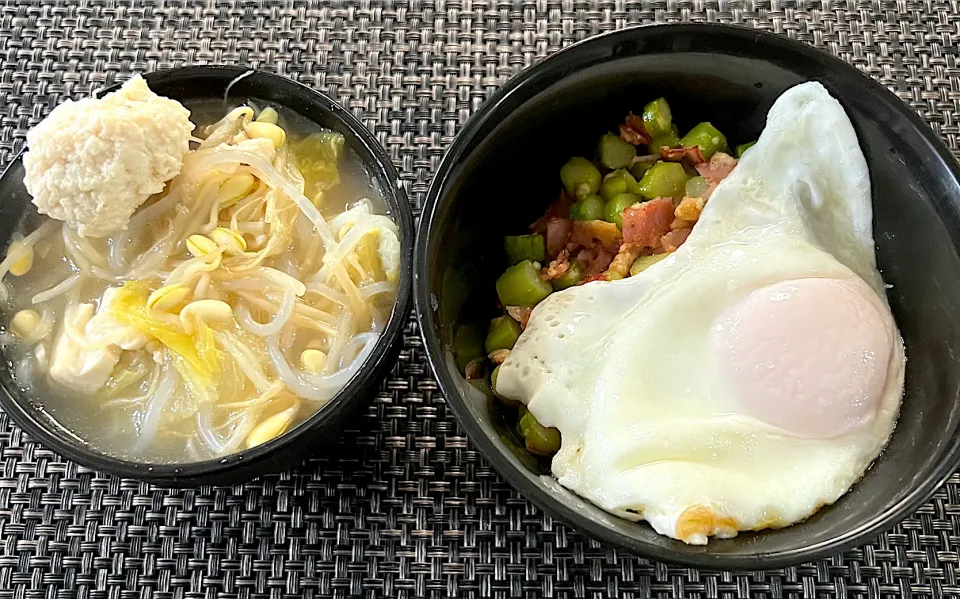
[1,1,959,597]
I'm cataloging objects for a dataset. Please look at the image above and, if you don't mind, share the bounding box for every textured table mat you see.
[1,1,960,597]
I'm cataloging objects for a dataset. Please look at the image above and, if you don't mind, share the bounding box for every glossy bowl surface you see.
[0,66,414,486]
[415,24,960,568]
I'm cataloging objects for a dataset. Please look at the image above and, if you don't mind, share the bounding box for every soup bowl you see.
[414,23,960,568]
[0,66,414,486]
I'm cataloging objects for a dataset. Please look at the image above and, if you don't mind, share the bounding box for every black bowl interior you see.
[416,24,960,568]
[0,66,414,485]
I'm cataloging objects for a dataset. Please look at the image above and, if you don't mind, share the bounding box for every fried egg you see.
[495,82,906,544]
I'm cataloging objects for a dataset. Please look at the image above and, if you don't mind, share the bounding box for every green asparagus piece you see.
[630,253,669,276]
[560,157,602,200]
[642,97,673,138]
[684,176,710,198]
[519,411,561,455]
[604,192,640,228]
[551,261,583,290]
[496,260,553,306]
[630,160,655,180]
[735,141,756,158]
[504,234,546,264]
[485,315,522,354]
[454,324,485,371]
[569,195,605,221]
[647,129,681,154]
[680,122,728,159]
[600,169,639,200]
[598,134,637,170]
[637,161,688,199]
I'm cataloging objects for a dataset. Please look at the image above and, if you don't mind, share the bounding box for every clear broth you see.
[1,100,395,463]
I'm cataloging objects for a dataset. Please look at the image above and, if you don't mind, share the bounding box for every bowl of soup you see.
[0,66,413,485]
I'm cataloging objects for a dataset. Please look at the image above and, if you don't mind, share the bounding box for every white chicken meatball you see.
[22,75,194,238]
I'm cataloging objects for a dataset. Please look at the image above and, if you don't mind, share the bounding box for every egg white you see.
[496,82,906,544]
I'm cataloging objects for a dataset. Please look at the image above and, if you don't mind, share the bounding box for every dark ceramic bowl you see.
[0,66,414,486]
[415,24,960,568]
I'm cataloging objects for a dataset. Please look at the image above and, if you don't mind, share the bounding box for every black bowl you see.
[0,66,414,486]
[414,24,960,568]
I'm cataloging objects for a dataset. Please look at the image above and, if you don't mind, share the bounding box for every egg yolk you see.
[712,278,893,439]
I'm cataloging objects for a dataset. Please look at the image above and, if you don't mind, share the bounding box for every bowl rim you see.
[0,65,415,483]
[413,22,960,569]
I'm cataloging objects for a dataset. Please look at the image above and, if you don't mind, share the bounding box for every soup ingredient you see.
[3,88,401,463]
[496,260,553,306]
[300,349,327,373]
[244,403,297,448]
[49,297,149,395]
[217,173,257,208]
[209,228,247,254]
[560,157,602,200]
[10,309,41,339]
[496,82,905,545]
[22,75,194,238]
[7,241,33,277]
[108,282,219,383]
[244,121,286,148]
[504,234,547,264]
[294,132,345,202]
[255,106,279,124]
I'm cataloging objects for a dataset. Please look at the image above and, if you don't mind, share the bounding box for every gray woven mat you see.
[1,1,959,597]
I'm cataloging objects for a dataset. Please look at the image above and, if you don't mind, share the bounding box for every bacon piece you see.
[544,217,572,258]
[660,228,691,253]
[621,198,674,247]
[531,191,573,233]
[695,151,738,184]
[541,249,571,281]
[625,113,647,135]
[620,112,650,145]
[658,146,686,162]
[575,246,616,277]
[684,146,706,164]
[670,217,694,230]
[605,243,645,279]
[570,219,622,252]
[620,124,646,145]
